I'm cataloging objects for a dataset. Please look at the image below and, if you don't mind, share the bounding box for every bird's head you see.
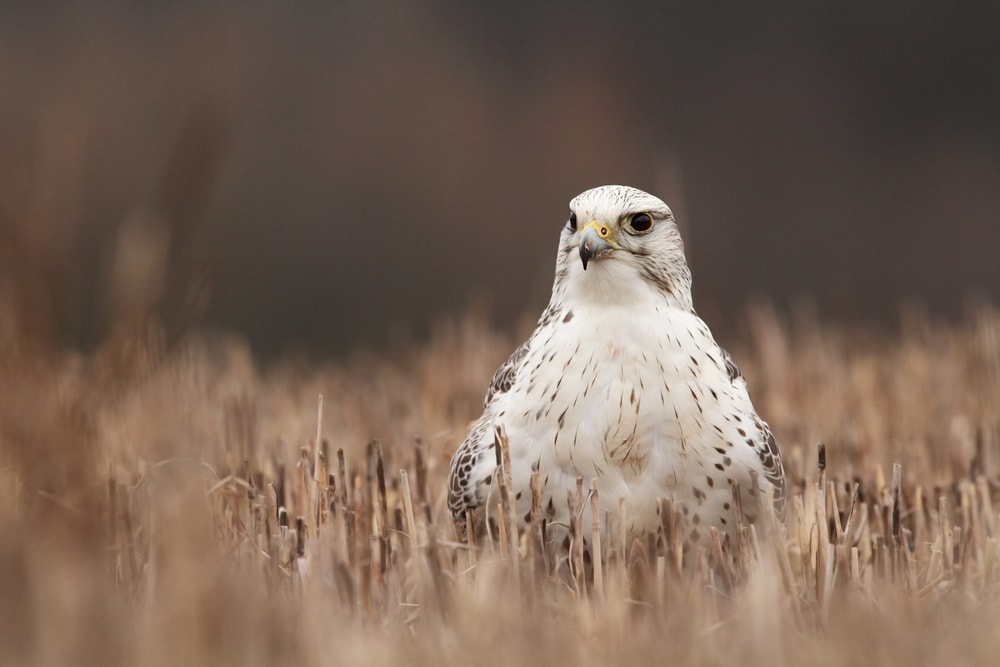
[554,185,693,310]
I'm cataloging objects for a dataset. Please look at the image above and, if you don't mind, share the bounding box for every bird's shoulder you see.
[719,346,743,382]
[482,302,568,407]
[485,339,531,407]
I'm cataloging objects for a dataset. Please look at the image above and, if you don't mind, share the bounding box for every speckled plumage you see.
[447,185,785,548]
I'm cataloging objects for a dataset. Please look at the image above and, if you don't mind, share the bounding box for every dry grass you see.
[2,304,1000,666]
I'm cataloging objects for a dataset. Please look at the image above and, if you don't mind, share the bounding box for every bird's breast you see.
[510,302,713,484]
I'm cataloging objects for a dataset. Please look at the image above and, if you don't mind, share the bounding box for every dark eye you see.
[626,212,653,234]
[568,211,578,231]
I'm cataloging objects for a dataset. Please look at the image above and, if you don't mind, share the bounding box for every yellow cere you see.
[582,220,617,244]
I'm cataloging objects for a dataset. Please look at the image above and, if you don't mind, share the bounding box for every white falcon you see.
[447,185,785,549]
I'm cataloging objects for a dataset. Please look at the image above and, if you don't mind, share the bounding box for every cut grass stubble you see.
[4,305,1000,665]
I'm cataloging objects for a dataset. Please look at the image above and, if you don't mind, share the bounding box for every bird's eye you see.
[625,212,653,234]
[568,211,578,231]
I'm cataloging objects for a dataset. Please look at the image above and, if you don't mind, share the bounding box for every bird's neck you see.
[552,266,694,314]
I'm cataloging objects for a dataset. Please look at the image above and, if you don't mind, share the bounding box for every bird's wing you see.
[447,416,493,519]
[720,344,787,517]
[752,415,787,517]
[449,331,536,522]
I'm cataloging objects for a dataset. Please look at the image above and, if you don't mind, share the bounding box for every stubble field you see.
[2,303,1000,666]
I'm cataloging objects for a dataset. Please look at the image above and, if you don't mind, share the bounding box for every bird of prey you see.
[447,185,785,551]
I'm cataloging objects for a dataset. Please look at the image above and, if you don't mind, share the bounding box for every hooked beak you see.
[579,222,616,270]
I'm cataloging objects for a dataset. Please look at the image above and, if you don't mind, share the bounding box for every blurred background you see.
[1,2,998,358]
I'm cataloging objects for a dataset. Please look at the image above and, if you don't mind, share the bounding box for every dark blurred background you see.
[1,2,998,358]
